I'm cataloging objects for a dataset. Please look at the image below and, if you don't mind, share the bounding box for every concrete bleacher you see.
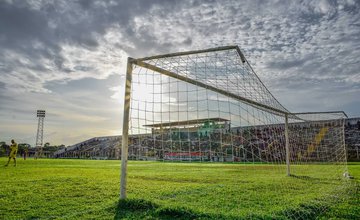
[54,135,121,159]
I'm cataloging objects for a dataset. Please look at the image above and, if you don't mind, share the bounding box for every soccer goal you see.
[120,46,349,217]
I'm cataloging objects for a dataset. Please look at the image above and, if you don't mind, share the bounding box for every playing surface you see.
[0,158,359,219]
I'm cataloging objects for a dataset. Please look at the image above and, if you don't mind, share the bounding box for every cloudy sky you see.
[0,0,359,146]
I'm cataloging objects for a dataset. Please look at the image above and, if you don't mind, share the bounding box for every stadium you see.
[2,45,359,219]
[1,0,360,218]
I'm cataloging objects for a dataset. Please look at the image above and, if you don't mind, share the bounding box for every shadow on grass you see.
[114,198,218,219]
[289,174,318,180]
[289,174,337,185]
[114,198,332,220]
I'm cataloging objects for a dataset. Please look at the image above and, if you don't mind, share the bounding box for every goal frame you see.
[120,46,347,199]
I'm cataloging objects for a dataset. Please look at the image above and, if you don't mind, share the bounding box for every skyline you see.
[0,0,359,146]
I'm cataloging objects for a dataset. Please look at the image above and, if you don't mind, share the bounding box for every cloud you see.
[0,0,359,145]
[122,0,359,112]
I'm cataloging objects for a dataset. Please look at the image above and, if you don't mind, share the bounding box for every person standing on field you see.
[5,139,18,167]
[23,147,28,160]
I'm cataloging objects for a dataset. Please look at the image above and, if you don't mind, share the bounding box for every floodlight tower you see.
[35,110,46,159]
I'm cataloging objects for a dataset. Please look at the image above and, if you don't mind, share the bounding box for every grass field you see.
[0,158,358,219]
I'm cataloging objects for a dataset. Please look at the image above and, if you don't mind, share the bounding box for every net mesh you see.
[125,46,350,218]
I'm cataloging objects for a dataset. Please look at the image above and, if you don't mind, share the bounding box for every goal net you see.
[121,45,350,218]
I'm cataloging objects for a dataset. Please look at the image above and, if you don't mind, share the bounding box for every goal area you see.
[120,45,350,217]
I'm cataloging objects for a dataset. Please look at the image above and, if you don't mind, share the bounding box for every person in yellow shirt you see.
[5,139,18,167]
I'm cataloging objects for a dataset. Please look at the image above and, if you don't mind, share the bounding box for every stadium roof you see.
[144,117,229,128]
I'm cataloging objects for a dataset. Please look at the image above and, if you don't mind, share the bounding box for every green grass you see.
[0,158,358,219]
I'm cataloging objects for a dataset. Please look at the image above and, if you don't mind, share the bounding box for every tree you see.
[0,141,9,157]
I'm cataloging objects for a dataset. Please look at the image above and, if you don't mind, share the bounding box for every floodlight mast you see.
[35,110,45,159]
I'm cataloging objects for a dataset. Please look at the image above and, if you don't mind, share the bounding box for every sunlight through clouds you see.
[0,0,359,145]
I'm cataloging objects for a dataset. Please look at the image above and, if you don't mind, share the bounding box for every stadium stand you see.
[53,117,360,162]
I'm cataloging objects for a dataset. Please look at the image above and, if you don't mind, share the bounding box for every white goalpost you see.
[120,45,349,217]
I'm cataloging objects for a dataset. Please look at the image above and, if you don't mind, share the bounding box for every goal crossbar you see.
[137,45,246,64]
